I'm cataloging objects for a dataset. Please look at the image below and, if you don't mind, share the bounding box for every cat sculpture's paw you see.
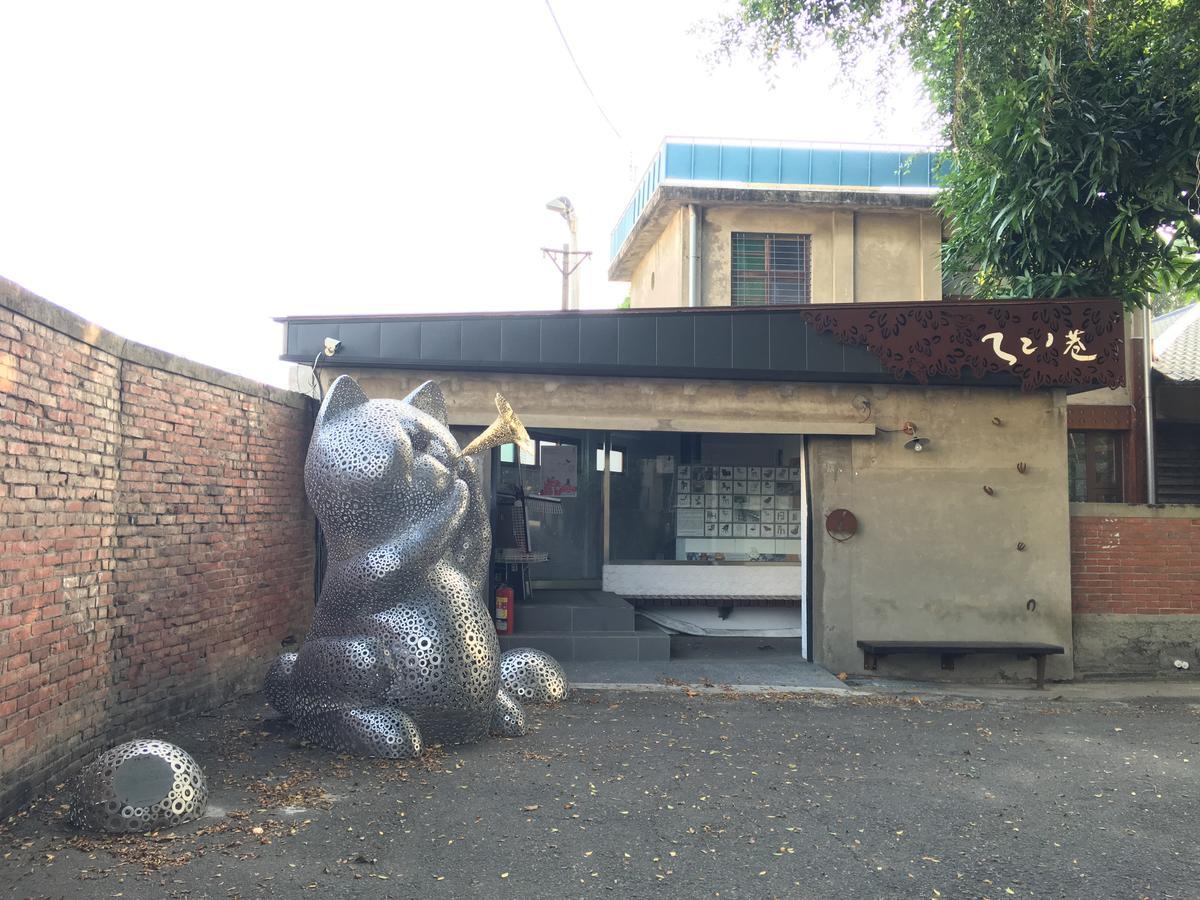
[490,687,527,737]
[296,707,423,759]
[264,652,297,718]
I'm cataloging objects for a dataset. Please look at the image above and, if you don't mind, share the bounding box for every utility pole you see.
[544,196,590,310]
[541,244,591,311]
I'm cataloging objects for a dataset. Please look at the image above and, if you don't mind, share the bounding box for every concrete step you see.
[513,589,635,634]
[499,625,670,663]
[670,634,807,660]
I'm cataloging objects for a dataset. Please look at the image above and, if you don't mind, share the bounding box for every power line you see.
[543,0,625,143]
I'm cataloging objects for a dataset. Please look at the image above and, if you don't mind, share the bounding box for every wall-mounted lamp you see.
[901,421,931,452]
[312,336,343,401]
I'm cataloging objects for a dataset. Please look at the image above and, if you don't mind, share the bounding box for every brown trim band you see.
[1067,405,1134,430]
[798,298,1125,391]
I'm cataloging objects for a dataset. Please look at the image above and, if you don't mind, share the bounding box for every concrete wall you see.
[334,366,1074,684]
[1070,503,1200,676]
[629,205,943,308]
[0,278,315,816]
[809,386,1073,683]
[852,211,942,302]
[630,208,687,309]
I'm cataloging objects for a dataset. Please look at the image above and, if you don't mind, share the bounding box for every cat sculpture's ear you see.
[402,380,448,426]
[316,375,369,428]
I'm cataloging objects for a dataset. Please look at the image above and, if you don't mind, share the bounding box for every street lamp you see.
[545,195,575,230]
[542,195,589,310]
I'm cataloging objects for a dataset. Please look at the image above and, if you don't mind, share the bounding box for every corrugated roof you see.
[1152,304,1193,340]
[1153,303,1200,382]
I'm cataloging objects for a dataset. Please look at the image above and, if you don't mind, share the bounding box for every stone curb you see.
[570,679,1200,703]
[569,681,860,696]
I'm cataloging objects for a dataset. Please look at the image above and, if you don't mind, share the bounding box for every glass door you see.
[496,429,604,587]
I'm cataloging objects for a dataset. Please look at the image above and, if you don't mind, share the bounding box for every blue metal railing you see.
[609,148,667,261]
[610,139,950,262]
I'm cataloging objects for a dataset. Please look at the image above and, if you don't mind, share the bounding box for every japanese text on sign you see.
[981,329,1097,366]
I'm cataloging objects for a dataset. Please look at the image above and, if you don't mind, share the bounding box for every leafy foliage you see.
[1151,286,1199,317]
[710,0,1200,309]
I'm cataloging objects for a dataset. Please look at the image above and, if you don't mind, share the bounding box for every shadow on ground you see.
[2,689,1198,898]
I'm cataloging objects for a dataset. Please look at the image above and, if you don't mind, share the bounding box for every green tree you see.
[711,0,1200,309]
[1152,286,1198,317]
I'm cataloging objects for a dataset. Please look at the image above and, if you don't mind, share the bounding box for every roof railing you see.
[609,137,950,263]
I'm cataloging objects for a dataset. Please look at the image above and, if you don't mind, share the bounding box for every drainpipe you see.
[688,205,702,307]
[1142,305,1156,504]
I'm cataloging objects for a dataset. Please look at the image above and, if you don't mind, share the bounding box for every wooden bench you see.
[856,640,1066,689]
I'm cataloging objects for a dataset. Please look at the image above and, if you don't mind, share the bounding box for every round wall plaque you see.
[825,509,858,542]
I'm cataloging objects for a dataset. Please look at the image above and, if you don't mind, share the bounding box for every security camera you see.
[323,337,343,356]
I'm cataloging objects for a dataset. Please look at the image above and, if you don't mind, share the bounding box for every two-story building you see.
[611,139,944,308]
[280,139,1133,684]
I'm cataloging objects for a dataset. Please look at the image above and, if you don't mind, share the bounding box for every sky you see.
[0,1,938,388]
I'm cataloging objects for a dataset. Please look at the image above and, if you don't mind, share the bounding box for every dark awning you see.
[278,299,1125,392]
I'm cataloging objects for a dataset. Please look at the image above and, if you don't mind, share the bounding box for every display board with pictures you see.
[673,464,804,561]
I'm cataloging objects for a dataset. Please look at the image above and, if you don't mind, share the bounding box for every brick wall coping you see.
[1,275,308,410]
[1070,502,1200,519]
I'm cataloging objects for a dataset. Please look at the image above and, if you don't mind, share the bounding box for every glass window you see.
[497,430,601,581]
[1067,431,1124,502]
[500,442,536,466]
[608,431,804,563]
[595,447,624,473]
[731,232,811,306]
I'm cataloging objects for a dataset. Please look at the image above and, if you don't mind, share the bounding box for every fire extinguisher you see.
[494,583,514,635]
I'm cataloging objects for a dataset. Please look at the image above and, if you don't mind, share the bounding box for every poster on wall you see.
[675,458,805,560]
[676,508,705,537]
[539,445,578,497]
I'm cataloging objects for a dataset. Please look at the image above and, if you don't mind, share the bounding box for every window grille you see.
[731,233,811,305]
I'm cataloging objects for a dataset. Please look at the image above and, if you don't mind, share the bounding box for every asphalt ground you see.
[2,688,1198,899]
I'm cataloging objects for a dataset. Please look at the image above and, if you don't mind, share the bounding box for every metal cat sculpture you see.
[265,375,568,757]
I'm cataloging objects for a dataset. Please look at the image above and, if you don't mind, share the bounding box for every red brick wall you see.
[0,284,313,814]
[1070,511,1200,614]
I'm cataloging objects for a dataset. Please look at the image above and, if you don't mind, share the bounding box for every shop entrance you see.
[491,428,807,654]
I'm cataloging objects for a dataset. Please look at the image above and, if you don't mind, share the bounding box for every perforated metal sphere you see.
[490,687,528,737]
[68,740,207,833]
[500,648,570,704]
